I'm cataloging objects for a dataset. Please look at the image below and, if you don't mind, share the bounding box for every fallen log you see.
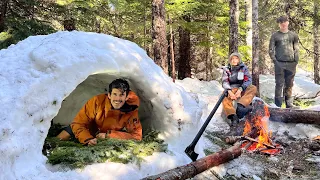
[142,143,241,180]
[268,107,320,124]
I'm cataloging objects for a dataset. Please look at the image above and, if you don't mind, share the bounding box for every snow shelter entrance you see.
[52,73,152,134]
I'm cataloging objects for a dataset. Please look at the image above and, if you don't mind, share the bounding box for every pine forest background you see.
[1,0,320,92]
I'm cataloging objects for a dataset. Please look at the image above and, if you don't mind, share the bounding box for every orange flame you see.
[243,105,273,149]
[241,103,281,155]
[243,120,251,136]
[264,105,270,117]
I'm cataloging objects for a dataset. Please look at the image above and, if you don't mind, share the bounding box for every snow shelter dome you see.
[0,31,199,179]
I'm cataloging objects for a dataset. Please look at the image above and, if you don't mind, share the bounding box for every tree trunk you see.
[0,0,9,32]
[209,35,214,80]
[205,12,210,81]
[144,0,147,50]
[152,0,168,74]
[269,108,320,124]
[245,0,252,58]
[142,144,241,180]
[178,16,191,79]
[285,1,291,28]
[169,16,176,82]
[252,0,260,96]
[314,0,320,84]
[229,0,239,55]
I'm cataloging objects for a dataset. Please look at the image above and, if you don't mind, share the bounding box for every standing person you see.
[56,79,142,146]
[269,15,299,108]
[222,53,257,126]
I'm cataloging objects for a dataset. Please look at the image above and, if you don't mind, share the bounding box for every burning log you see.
[313,136,320,140]
[243,141,253,150]
[225,136,275,149]
[142,144,241,180]
[223,99,283,155]
[268,107,320,124]
[243,136,275,149]
[225,136,283,155]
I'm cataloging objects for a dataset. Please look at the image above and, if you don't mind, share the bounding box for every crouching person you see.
[57,78,142,146]
[222,53,257,127]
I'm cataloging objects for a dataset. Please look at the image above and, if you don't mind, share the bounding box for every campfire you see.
[226,99,283,155]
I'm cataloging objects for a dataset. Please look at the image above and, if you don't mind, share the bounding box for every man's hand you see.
[228,90,237,100]
[87,138,97,146]
[96,133,107,139]
[235,89,242,99]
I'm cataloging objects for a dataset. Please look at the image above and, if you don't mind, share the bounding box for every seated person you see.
[57,79,142,146]
[222,52,257,126]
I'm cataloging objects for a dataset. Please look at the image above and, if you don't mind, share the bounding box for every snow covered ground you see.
[0,31,319,180]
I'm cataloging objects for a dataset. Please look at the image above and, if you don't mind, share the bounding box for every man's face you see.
[279,21,289,32]
[230,55,240,66]
[108,88,128,109]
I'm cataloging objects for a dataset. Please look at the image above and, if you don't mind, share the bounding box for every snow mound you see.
[0,31,201,179]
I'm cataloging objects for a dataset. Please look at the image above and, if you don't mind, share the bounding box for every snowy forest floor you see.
[201,130,320,180]
[176,75,320,180]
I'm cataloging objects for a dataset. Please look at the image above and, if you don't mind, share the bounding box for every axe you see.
[185,89,227,161]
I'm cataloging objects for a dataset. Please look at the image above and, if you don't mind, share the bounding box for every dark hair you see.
[108,79,130,96]
[277,15,289,23]
[63,19,76,31]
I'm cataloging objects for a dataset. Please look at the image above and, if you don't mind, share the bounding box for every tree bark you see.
[178,16,191,79]
[245,0,252,58]
[285,1,292,29]
[169,15,176,82]
[209,35,214,80]
[142,144,241,180]
[205,12,214,81]
[314,0,320,84]
[152,0,168,74]
[144,0,147,50]
[252,0,260,96]
[229,0,239,55]
[269,108,320,124]
[0,0,9,32]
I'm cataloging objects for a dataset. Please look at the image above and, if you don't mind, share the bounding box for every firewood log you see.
[269,107,320,124]
[142,143,241,180]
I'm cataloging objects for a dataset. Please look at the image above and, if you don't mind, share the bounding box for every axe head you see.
[184,145,198,161]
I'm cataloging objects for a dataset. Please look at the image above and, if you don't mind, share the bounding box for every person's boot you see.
[274,97,283,107]
[285,96,299,109]
[227,115,244,136]
[57,130,71,140]
[230,114,239,127]
[236,103,253,119]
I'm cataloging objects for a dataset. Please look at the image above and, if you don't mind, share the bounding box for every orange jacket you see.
[71,91,142,144]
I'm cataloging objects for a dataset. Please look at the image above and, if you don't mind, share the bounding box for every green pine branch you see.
[44,130,168,169]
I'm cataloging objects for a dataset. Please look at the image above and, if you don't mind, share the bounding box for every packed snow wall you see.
[0,31,199,179]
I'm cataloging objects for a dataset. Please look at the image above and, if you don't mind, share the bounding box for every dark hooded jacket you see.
[222,53,252,91]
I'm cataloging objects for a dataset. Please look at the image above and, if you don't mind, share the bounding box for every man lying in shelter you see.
[57,78,142,146]
[222,52,257,127]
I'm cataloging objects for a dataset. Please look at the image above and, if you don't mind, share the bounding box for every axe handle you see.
[189,89,227,147]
